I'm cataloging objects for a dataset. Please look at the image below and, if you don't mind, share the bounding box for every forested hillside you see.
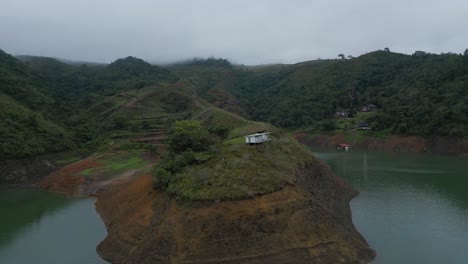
[173,51,468,137]
[0,50,75,159]
[2,48,468,160]
[1,49,177,159]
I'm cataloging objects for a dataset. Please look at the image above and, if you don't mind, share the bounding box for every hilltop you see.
[170,50,468,138]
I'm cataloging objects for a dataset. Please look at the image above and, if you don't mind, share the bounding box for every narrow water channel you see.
[0,187,107,264]
[313,148,468,264]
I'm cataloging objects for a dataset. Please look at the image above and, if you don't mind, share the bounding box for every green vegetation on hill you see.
[0,95,74,159]
[1,49,178,159]
[168,59,248,117]
[2,48,468,160]
[0,50,76,159]
[153,116,312,201]
[80,151,147,177]
[238,51,468,136]
[173,51,468,137]
[166,137,312,201]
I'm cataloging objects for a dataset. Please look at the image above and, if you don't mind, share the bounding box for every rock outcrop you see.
[95,158,375,264]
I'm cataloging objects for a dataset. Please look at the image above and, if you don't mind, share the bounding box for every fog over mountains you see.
[1,0,468,64]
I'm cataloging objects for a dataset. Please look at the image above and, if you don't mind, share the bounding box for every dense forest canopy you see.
[1,48,467,160]
[169,57,233,68]
[174,50,468,136]
[0,49,177,159]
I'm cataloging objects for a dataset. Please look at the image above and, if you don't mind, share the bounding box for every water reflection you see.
[0,188,73,248]
[315,149,468,208]
[312,148,468,264]
[0,188,107,264]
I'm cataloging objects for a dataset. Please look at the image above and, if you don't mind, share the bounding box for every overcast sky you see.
[1,0,468,65]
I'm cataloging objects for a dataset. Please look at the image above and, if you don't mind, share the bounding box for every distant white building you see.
[245,132,270,144]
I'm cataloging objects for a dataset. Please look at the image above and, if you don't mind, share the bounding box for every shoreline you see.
[92,164,376,264]
[294,132,468,156]
[3,148,379,263]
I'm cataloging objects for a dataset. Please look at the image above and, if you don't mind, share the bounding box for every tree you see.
[338,54,346,60]
[464,49,468,56]
[384,47,390,52]
[348,108,357,118]
[413,51,429,57]
[318,119,336,131]
[168,120,210,153]
[208,125,229,141]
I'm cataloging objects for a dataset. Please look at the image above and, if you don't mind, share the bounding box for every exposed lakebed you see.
[313,148,468,264]
[0,187,107,264]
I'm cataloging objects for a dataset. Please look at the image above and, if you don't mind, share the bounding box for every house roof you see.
[245,132,270,137]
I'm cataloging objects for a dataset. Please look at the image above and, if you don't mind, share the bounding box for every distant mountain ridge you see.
[1,48,467,159]
[171,50,468,136]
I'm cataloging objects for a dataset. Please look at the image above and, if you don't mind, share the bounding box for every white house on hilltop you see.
[245,132,270,144]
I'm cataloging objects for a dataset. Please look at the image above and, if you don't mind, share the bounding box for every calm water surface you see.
[0,187,107,264]
[1,150,467,264]
[313,148,468,264]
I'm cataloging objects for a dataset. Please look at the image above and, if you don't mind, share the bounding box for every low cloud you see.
[1,0,467,64]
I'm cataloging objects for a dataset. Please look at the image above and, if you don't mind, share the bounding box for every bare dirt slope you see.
[94,158,375,264]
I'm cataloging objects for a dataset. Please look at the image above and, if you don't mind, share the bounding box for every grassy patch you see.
[81,168,96,176]
[156,135,313,201]
[103,155,146,171]
[230,122,276,138]
[223,136,245,145]
[197,107,277,140]
[335,112,377,130]
[336,118,356,130]
[80,151,147,176]
[51,152,83,165]
[198,108,248,132]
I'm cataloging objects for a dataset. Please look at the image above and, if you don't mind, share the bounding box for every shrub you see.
[207,125,229,141]
[153,149,198,189]
[168,120,210,153]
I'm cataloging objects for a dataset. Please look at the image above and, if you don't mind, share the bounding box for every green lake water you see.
[1,150,467,264]
[312,148,468,264]
[0,187,107,264]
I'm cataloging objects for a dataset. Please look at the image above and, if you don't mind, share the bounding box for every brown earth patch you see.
[95,158,375,264]
[36,157,105,196]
